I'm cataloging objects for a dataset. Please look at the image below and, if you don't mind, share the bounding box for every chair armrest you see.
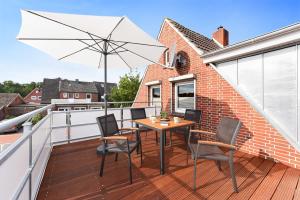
[198,140,236,150]
[119,127,139,131]
[101,136,127,140]
[190,129,216,136]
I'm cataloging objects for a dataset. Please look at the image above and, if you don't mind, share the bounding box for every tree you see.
[109,72,141,106]
[0,81,42,97]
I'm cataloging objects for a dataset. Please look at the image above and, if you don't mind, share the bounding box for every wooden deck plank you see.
[293,176,300,200]
[228,159,274,200]
[37,133,300,200]
[249,163,287,200]
[208,156,265,200]
[272,168,300,200]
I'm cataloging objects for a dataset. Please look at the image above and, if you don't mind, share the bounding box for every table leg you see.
[160,130,165,175]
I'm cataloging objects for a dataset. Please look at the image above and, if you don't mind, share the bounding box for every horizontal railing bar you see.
[0,104,54,133]
[31,131,51,169]
[0,115,51,166]
[52,134,101,145]
[11,168,31,200]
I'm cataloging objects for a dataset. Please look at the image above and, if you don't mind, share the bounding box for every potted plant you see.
[160,111,169,121]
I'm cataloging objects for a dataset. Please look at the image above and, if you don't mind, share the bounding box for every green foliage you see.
[0,81,41,97]
[160,111,168,119]
[32,113,43,125]
[109,72,141,105]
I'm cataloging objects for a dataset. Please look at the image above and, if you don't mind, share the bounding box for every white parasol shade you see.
[17,10,166,117]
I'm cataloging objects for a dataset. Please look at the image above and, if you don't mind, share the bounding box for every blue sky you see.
[0,0,299,84]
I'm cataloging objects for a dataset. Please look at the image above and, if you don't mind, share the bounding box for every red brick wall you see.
[24,88,42,104]
[134,20,300,169]
[59,92,98,102]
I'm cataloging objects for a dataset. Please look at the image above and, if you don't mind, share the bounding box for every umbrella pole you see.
[104,40,108,118]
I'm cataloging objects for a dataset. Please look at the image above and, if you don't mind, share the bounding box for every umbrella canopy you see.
[17,10,166,116]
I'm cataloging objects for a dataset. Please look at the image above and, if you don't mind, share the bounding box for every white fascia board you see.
[145,80,162,86]
[165,19,204,56]
[203,23,300,63]
[168,74,196,82]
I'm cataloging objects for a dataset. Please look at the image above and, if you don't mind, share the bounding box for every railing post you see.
[120,105,123,128]
[66,111,71,144]
[23,121,32,200]
[48,109,53,146]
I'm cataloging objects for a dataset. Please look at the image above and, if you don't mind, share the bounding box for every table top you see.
[134,118,195,131]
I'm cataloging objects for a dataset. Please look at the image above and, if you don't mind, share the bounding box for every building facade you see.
[41,78,116,109]
[0,93,26,120]
[24,88,42,104]
[134,19,300,169]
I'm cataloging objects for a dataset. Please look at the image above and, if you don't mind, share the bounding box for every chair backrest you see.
[96,114,119,137]
[130,108,147,120]
[216,117,241,145]
[184,109,202,124]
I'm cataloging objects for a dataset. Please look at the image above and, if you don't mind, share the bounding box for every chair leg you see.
[140,142,143,166]
[155,131,158,144]
[229,153,238,192]
[193,158,197,191]
[100,153,106,177]
[114,153,118,162]
[128,153,133,184]
[216,160,222,171]
[170,131,172,146]
[145,131,147,137]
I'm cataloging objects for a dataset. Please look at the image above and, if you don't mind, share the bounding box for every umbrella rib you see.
[106,17,125,40]
[109,39,165,48]
[58,40,103,60]
[78,40,102,52]
[24,10,105,41]
[88,34,105,52]
[109,40,164,67]
[107,42,128,54]
[107,42,132,70]
[18,38,102,41]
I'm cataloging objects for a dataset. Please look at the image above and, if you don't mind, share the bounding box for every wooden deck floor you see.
[38,133,300,200]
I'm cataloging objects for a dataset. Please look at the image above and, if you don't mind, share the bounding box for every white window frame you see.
[164,50,169,66]
[74,93,79,98]
[74,107,86,111]
[90,107,102,110]
[63,93,68,98]
[175,81,195,113]
[58,107,71,111]
[31,96,37,100]
[86,93,92,99]
[149,85,161,106]
[37,96,41,100]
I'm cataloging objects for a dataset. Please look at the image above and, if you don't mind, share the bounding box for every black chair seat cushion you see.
[189,143,229,161]
[97,140,139,154]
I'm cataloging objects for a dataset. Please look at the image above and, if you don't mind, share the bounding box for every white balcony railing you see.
[0,103,161,200]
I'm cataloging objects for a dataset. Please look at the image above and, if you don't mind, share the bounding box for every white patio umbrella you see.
[17,10,166,117]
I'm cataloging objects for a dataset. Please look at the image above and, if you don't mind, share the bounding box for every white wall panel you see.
[238,55,263,108]
[264,46,297,141]
[217,60,237,85]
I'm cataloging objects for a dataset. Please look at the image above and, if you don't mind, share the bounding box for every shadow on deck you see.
[38,132,300,200]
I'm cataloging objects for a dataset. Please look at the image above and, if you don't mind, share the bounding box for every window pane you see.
[177,83,194,109]
[264,46,297,140]
[217,60,237,85]
[238,54,263,108]
[152,88,160,98]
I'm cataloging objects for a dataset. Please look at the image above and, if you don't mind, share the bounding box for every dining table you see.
[134,117,195,175]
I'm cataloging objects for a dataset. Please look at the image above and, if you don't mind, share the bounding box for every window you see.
[149,85,161,106]
[164,50,169,66]
[63,93,68,98]
[74,107,86,111]
[31,96,37,100]
[90,107,102,110]
[58,107,71,111]
[175,81,195,113]
[74,93,79,98]
[86,93,92,99]
[37,96,41,100]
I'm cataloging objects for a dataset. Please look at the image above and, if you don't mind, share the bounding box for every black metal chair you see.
[188,117,241,192]
[96,114,142,184]
[170,109,202,146]
[130,108,158,143]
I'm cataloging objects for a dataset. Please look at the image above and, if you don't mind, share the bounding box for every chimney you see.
[212,26,229,47]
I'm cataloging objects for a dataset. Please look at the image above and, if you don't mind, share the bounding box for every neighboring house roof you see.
[24,88,41,99]
[41,78,116,104]
[0,93,25,109]
[167,18,220,53]
[59,80,98,93]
